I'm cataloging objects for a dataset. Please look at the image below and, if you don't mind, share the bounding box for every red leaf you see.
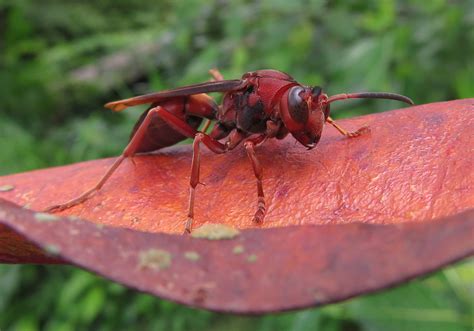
[0,99,473,313]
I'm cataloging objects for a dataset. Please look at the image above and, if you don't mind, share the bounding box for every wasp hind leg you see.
[44,106,170,213]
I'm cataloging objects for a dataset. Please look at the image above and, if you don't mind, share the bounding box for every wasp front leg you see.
[326,116,370,138]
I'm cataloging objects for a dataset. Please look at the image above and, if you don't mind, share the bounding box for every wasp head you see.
[282,84,413,149]
[282,85,330,149]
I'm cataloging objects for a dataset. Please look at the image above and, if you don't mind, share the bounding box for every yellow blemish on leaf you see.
[232,245,245,254]
[139,249,172,271]
[0,185,14,192]
[191,223,240,240]
[34,212,60,222]
[184,251,201,261]
[44,244,61,255]
[247,254,258,263]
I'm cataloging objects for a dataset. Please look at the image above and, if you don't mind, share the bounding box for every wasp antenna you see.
[327,92,414,106]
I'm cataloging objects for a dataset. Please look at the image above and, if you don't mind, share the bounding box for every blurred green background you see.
[0,0,473,330]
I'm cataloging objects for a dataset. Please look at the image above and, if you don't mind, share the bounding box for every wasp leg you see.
[244,137,266,224]
[201,119,212,133]
[184,132,230,233]
[209,68,224,81]
[185,128,249,233]
[199,68,224,133]
[196,69,225,134]
[44,106,170,213]
[187,94,216,133]
[326,116,370,138]
[147,108,232,233]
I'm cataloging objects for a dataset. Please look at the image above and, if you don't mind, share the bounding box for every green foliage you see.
[0,0,473,330]
[0,261,472,331]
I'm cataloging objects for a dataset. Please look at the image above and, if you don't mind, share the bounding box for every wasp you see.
[45,69,413,233]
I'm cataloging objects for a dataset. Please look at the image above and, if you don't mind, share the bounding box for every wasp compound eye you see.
[288,86,309,123]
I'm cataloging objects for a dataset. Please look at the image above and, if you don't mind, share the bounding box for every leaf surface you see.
[0,99,473,313]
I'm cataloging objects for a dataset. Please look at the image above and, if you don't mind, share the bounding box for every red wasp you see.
[45,69,413,233]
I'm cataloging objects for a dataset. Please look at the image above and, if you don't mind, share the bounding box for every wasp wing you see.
[105,79,246,111]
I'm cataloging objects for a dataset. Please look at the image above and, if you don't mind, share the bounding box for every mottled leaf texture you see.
[0,99,473,313]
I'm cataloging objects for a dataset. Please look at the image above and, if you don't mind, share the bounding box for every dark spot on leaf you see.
[193,288,208,304]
